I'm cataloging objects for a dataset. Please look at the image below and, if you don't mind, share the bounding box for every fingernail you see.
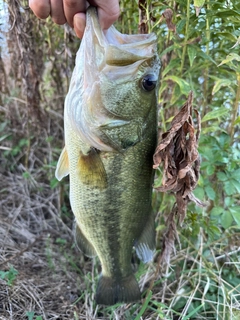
[74,13,86,39]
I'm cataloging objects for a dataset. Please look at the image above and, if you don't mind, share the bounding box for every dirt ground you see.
[0,168,84,319]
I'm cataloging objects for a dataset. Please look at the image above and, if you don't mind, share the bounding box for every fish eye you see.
[141,74,157,91]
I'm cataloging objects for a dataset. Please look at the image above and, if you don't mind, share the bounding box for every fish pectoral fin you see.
[55,146,69,181]
[135,213,156,263]
[78,148,107,189]
[74,221,97,257]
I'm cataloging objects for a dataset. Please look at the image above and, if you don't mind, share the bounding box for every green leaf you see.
[215,32,237,42]
[218,53,240,66]
[26,311,35,320]
[216,172,227,181]
[22,172,31,179]
[201,125,223,134]
[234,116,240,125]
[187,46,197,67]
[198,174,204,187]
[231,180,240,193]
[212,79,232,95]
[218,132,231,147]
[206,165,215,175]
[225,197,234,207]
[233,168,240,179]
[230,207,240,226]
[208,225,221,238]
[194,0,205,16]
[173,296,188,310]
[231,36,240,49]
[50,177,59,189]
[159,44,180,58]
[210,207,223,216]
[224,180,237,195]
[183,304,204,320]
[0,266,18,286]
[56,237,67,245]
[193,186,205,200]
[134,291,152,320]
[170,84,182,105]
[205,186,216,200]
[194,0,205,6]
[162,58,181,77]
[159,81,168,96]
[221,211,233,229]
[202,107,229,122]
[215,9,240,18]
[176,18,186,34]
[0,134,11,142]
[164,76,191,95]
[197,50,217,65]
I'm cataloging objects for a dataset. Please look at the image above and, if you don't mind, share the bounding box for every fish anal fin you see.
[78,148,107,189]
[135,213,156,263]
[96,274,141,305]
[55,146,69,181]
[74,222,97,257]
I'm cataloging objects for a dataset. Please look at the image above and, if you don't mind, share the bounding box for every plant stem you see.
[230,72,240,140]
[180,0,190,76]
[202,2,210,123]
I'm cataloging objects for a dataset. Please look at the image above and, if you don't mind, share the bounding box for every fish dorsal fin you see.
[55,146,69,181]
[74,221,97,257]
[78,148,107,189]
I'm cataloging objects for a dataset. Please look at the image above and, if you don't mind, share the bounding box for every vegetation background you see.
[0,0,239,319]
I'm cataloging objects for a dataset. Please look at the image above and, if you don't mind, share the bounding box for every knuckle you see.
[64,0,79,9]
[52,16,66,25]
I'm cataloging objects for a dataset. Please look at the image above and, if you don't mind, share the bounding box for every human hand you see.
[29,0,120,38]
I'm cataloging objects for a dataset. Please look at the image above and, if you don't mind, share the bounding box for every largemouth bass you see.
[56,7,160,305]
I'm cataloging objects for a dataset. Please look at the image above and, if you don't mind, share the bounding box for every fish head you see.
[66,6,161,152]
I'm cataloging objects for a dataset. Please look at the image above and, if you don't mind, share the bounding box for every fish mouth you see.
[65,6,160,152]
[85,6,158,70]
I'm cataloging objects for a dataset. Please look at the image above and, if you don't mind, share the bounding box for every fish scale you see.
[55,6,160,305]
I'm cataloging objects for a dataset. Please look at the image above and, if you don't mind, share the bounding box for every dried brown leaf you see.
[154,92,205,265]
[162,9,176,32]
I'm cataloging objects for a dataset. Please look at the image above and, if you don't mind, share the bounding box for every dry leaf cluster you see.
[153,92,205,264]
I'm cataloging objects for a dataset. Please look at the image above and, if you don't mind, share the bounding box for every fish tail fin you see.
[95,274,141,305]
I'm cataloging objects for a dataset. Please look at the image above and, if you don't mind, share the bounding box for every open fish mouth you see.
[65,6,160,153]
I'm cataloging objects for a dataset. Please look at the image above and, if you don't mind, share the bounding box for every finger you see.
[29,0,51,19]
[91,0,120,30]
[73,12,86,38]
[63,0,87,28]
[50,0,66,24]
